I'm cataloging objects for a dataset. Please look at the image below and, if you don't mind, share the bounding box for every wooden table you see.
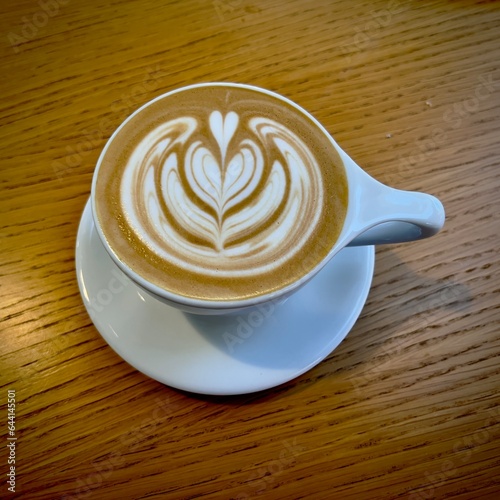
[2,1,499,498]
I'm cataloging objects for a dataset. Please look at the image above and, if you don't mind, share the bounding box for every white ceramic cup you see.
[91,83,445,315]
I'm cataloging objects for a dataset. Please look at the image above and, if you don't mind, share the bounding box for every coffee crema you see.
[94,85,348,301]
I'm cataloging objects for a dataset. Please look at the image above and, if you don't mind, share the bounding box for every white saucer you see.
[76,200,375,395]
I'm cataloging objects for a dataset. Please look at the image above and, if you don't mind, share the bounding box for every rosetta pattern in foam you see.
[121,110,324,277]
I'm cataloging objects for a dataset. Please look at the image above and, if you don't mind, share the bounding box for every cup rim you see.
[91,81,348,311]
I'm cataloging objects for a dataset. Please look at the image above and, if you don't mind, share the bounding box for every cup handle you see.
[344,157,445,246]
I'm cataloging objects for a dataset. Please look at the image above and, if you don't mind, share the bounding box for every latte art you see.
[94,85,348,301]
[121,110,323,277]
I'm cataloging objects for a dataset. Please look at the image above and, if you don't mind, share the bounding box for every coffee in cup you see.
[93,84,349,302]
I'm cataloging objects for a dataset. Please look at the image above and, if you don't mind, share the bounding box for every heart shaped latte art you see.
[120,110,324,277]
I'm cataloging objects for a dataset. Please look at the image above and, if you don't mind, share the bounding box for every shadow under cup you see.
[91,82,445,315]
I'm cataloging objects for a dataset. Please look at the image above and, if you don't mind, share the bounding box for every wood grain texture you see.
[1,0,499,499]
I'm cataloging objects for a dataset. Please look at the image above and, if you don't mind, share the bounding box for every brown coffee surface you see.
[93,84,348,301]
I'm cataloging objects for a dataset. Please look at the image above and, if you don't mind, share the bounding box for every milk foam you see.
[120,110,324,277]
